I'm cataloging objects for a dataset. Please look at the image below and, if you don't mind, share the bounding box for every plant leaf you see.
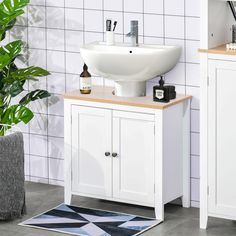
[0,40,23,69]
[0,53,11,70]
[0,0,29,40]
[2,80,24,97]
[5,19,17,31]
[0,62,18,88]
[0,0,29,26]
[0,93,4,107]
[0,40,23,58]
[0,0,30,13]
[1,104,34,125]
[11,66,50,79]
[19,89,51,105]
[0,9,23,26]
[0,108,3,117]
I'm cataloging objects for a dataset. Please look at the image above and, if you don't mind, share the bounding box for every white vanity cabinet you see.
[64,86,191,221]
[71,106,155,206]
[71,106,112,199]
[112,110,155,205]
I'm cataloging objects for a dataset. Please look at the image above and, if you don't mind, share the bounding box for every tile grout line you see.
[143,0,145,43]
[26,5,31,180]
[122,0,125,43]
[27,4,201,19]
[184,0,187,96]
[163,0,166,45]
[64,0,68,93]
[102,0,105,87]
[20,25,201,42]
[183,0,192,201]
[45,2,49,184]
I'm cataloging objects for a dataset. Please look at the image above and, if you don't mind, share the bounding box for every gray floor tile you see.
[0,182,235,236]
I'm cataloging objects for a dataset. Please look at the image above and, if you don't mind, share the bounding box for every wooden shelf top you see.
[64,86,192,110]
[199,44,236,56]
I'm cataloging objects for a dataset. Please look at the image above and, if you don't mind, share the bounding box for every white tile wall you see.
[165,16,185,39]
[104,0,123,12]
[16,0,200,207]
[144,0,163,14]
[124,0,143,13]
[84,10,103,32]
[47,29,65,51]
[84,0,103,10]
[165,0,185,16]
[29,134,48,157]
[28,27,46,49]
[65,0,83,9]
[144,15,163,37]
[65,30,84,52]
[65,9,83,31]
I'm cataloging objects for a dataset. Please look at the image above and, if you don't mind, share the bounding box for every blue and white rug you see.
[19,204,161,236]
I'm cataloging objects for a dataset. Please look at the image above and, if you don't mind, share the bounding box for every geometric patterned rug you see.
[19,204,161,236]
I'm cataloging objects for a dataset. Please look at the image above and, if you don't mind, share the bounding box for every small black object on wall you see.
[153,76,176,103]
[228,1,236,21]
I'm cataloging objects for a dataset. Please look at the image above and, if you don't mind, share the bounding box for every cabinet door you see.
[113,111,155,205]
[208,60,236,218]
[71,105,112,198]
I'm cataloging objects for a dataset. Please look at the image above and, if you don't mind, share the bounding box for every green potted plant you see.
[0,0,50,135]
[0,0,50,220]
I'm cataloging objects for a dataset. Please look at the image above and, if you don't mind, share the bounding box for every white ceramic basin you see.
[80,42,181,97]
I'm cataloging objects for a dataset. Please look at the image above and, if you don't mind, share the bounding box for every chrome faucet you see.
[126,20,139,47]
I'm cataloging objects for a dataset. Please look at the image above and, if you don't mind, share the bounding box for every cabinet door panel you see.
[208,60,236,218]
[71,106,112,198]
[113,111,155,205]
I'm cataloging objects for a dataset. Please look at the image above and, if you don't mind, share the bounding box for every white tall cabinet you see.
[208,60,236,219]
[200,54,236,228]
[64,86,191,221]
[200,0,236,229]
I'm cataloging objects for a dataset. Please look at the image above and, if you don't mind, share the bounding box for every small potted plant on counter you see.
[0,0,50,220]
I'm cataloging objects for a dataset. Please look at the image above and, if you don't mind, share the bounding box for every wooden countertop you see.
[199,44,236,56]
[64,86,192,110]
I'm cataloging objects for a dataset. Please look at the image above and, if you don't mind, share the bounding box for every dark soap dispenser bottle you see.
[153,76,170,103]
[80,64,92,94]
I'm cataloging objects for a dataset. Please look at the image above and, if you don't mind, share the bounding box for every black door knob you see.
[112,153,118,157]
[105,152,111,157]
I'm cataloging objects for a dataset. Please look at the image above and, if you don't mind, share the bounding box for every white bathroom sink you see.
[80,42,181,97]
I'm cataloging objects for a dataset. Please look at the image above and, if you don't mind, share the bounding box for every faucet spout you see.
[126,32,135,37]
[126,20,139,47]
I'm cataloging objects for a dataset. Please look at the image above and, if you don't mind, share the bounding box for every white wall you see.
[5,0,200,207]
